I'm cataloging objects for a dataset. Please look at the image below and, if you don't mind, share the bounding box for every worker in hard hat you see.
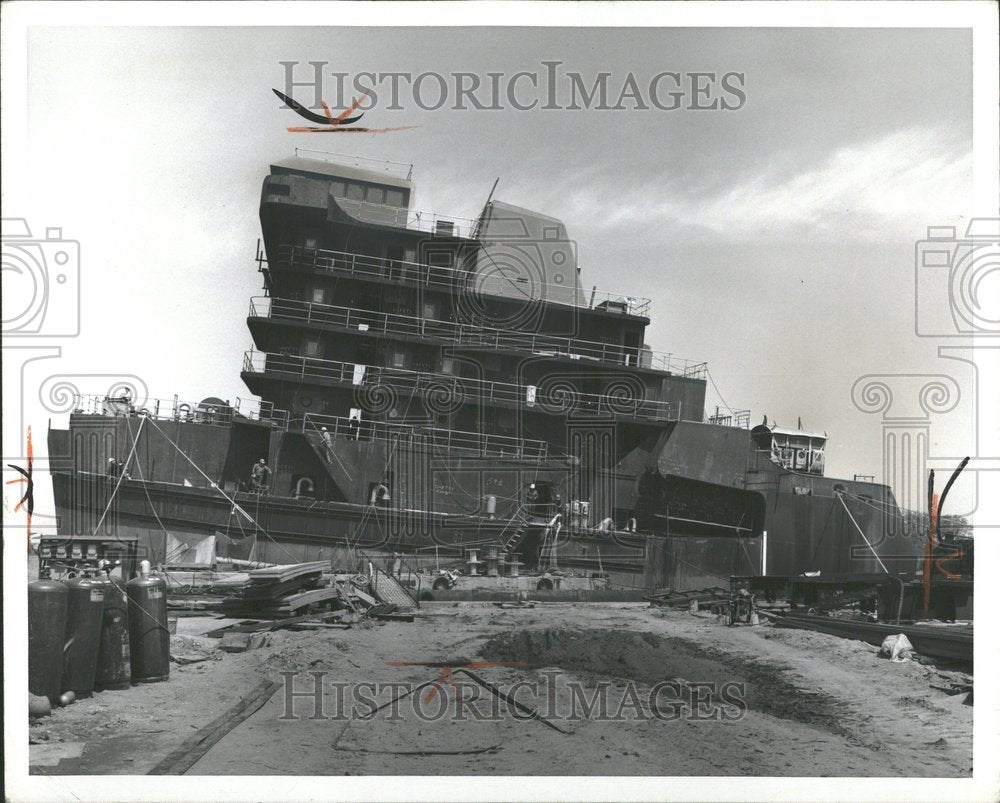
[250,458,271,493]
[525,483,540,516]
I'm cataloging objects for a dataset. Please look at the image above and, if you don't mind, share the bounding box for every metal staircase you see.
[361,551,420,610]
[499,506,532,555]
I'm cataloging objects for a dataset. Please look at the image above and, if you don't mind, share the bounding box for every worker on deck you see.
[250,458,271,493]
[554,493,567,519]
[106,457,119,483]
[525,483,540,516]
[320,426,334,458]
[348,414,361,441]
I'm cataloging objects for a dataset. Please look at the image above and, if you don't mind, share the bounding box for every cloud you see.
[558,125,972,241]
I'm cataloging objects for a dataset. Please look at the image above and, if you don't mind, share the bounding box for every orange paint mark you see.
[934,548,964,580]
[336,89,370,122]
[384,660,529,712]
[6,427,34,552]
[923,492,939,619]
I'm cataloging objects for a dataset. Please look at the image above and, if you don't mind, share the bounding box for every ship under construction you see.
[48,150,925,588]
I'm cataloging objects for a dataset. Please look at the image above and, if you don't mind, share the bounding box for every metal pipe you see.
[936,457,970,543]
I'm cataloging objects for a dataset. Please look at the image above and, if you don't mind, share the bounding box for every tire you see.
[432,577,450,591]
[536,578,554,591]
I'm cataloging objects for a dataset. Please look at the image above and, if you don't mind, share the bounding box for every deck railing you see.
[293,148,414,180]
[707,409,751,429]
[264,243,653,317]
[249,296,705,378]
[302,412,548,460]
[68,394,290,429]
[66,393,540,457]
[242,349,681,423]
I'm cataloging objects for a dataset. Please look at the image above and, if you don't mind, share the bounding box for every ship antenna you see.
[472,177,500,240]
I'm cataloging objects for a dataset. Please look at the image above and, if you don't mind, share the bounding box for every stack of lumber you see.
[213,563,419,624]
[220,561,338,618]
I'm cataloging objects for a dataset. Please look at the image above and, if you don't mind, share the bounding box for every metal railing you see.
[302,412,548,460]
[293,148,414,180]
[242,349,681,423]
[66,391,541,457]
[706,409,751,429]
[249,296,705,377]
[68,394,290,429]
[265,244,653,317]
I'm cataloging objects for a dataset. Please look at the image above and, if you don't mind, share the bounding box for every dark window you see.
[366,186,385,204]
[346,183,364,201]
[385,189,404,207]
[331,181,346,198]
[428,251,454,268]
[270,184,290,197]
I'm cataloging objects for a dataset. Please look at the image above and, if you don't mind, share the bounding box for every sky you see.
[5,24,983,523]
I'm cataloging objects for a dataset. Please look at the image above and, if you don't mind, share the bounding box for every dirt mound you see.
[481,627,853,737]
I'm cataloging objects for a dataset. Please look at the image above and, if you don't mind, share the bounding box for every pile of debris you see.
[183,561,420,651]
[220,561,339,618]
[645,586,729,612]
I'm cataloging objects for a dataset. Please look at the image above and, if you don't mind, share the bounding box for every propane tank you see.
[62,576,105,698]
[126,560,169,683]
[28,579,68,706]
[93,575,132,691]
[485,495,497,519]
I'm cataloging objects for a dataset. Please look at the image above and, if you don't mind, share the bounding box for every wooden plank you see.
[203,610,348,637]
[247,561,330,584]
[256,587,341,613]
[239,572,323,600]
[350,588,378,607]
[147,679,281,775]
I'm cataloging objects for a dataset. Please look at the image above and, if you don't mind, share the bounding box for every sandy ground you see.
[29,602,972,777]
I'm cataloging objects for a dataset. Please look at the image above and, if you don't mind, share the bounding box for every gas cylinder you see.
[126,561,169,683]
[28,579,68,706]
[93,577,132,691]
[62,576,105,698]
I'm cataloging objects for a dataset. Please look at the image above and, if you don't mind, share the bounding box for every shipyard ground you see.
[30,603,972,777]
